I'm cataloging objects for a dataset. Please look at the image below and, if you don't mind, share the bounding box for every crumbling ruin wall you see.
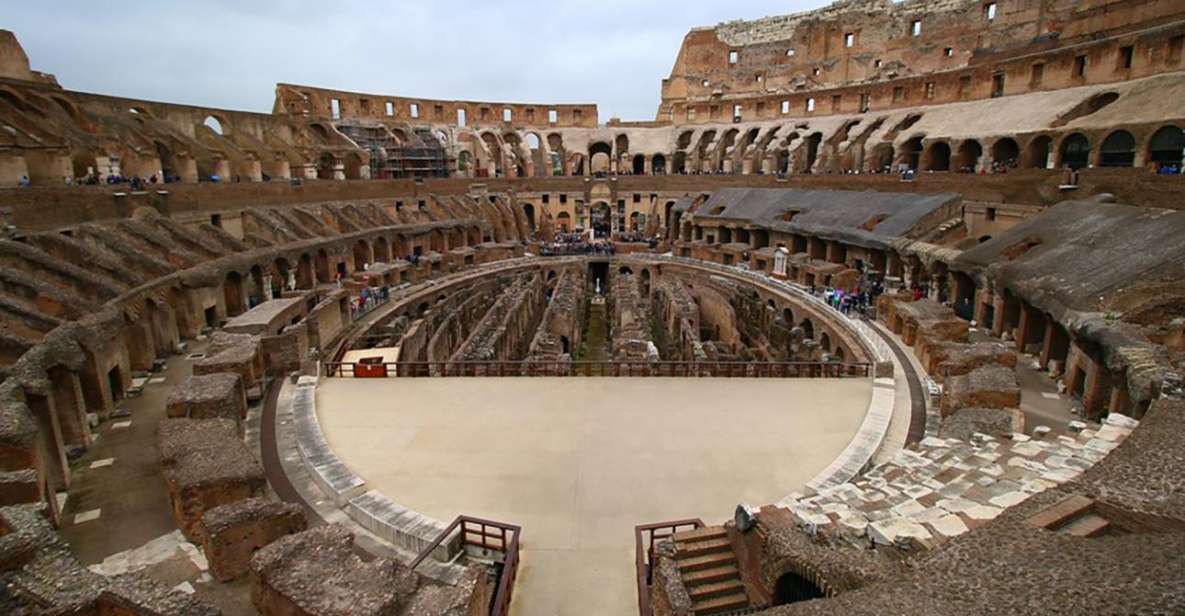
[450,272,546,364]
[165,372,247,421]
[651,276,707,362]
[612,272,657,361]
[249,524,489,616]
[157,418,265,542]
[426,277,510,363]
[526,267,587,363]
[201,497,307,582]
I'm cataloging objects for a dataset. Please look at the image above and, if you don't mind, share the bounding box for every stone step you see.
[677,551,735,572]
[1059,512,1111,538]
[692,591,749,615]
[688,579,745,602]
[676,537,732,558]
[1027,494,1095,530]
[683,564,740,586]
[672,526,727,544]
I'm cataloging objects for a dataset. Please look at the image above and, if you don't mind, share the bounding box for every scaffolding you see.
[336,123,449,179]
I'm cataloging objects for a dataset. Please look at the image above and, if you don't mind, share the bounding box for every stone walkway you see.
[55,340,257,616]
[775,413,1138,548]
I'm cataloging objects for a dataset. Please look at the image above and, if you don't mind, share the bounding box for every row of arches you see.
[888,125,1184,173]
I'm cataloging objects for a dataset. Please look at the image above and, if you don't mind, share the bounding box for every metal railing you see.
[324,359,872,379]
[635,519,705,616]
[411,515,521,616]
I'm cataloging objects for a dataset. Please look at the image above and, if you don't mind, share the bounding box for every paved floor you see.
[967,329,1083,435]
[56,342,257,616]
[316,377,873,616]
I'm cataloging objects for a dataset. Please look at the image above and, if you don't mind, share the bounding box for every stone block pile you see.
[775,413,1138,551]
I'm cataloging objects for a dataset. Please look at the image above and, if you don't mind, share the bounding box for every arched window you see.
[1148,126,1185,167]
[203,115,224,135]
[1099,130,1136,167]
[1059,133,1091,170]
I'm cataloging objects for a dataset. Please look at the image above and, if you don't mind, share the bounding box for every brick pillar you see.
[991,294,1007,337]
[1081,358,1111,421]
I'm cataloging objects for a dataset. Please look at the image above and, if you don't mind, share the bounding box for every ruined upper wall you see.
[0,29,56,85]
[659,0,1185,121]
[274,83,600,129]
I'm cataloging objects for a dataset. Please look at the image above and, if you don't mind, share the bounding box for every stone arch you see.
[955,140,983,172]
[922,141,951,171]
[589,142,612,174]
[632,154,646,175]
[771,567,827,605]
[1099,130,1136,167]
[868,143,894,172]
[1059,133,1091,170]
[900,135,924,170]
[672,151,687,174]
[1025,135,1053,169]
[315,249,331,283]
[373,236,391,262]
[202,114,227,136]
[297,253,315,289]
[991,138,1020,168]
[1147,125,1185,167]
[523,203,536,232]
[800,318,815,340]
[353,239,371,271]
[797,132,822,173]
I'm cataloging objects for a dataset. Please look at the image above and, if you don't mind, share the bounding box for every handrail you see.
[411,515,522,616]
[323,359,872,379]
[635,519,705,616]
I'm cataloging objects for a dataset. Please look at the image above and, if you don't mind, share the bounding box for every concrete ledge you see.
[803,376,896,494]
[345,490,459,563]
[291,380,366,506]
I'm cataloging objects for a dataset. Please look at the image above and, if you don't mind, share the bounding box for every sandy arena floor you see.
[316,377,872,616]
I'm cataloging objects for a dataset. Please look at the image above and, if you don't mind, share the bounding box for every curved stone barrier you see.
[291,376,365,506]
[802,376,897,495]
[292,375,459,564]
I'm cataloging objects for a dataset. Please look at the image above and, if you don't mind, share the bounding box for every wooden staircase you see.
[670,526,750,615]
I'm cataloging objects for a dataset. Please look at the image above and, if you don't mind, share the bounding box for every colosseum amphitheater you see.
[1,0,1184,614]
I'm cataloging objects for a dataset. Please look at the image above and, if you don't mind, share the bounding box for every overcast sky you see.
[5,0,820,122]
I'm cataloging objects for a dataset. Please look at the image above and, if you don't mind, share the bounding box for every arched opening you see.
[297,253,315,289]
[457,150,472,175]
[223,271,245,317]
[672,151,687,174]
[317,152,337,179]
[798,133,822,173]
[632,154,646,175]
[991,138,1019,169]
[272,259,291,295]
[819,332,832,352]
[869,143,894,172]
[901,136,924,171]
[772,571,826,605]
[315,249,331,284]
[202,115,224,136]
[782,307,795,326]
[590,202,611,238]
[1148,126,1185,168]
[373,236,391,262]
[1060,133,1091,170]
[956,140,983,173]
[589,142,612,175]
[523,203,536,231]
[352,240,370,271]
[652,154,667,174]
[800,318,815,340]
[640,269,651,296]
[1026,136,1053,169]
[1099,130,1136,167]
[556,211,571,233]
[923,141,951,171]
